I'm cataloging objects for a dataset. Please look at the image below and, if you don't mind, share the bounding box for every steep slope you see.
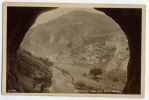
[21,10,120,56]
[21,10,129,71]
[13,49,53,92]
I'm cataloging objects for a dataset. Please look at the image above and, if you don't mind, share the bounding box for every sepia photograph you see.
[2,3,146,97]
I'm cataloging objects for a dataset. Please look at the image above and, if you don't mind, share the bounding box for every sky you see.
[31,8,105,28]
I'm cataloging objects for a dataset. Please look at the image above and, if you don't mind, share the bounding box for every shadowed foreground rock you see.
[7,7,141,94]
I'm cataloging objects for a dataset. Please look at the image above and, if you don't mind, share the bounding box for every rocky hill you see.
[21,10,129,71]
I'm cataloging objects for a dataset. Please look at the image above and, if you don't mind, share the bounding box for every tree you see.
[89,68,102,79]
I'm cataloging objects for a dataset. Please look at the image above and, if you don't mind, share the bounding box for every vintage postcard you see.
[2,2,146,97]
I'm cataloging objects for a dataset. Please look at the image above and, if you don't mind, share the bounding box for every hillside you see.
[21,10,129,71]
[21,10,121,56]
[13,48,53,92]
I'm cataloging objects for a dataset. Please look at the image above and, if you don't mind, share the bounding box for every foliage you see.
[89,68,103,78]
[15,48,53,92]
[74,81,93,90]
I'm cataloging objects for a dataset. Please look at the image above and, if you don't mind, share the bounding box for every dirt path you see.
[48,66,76,93]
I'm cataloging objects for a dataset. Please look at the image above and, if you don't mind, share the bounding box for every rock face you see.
[21,10,130,71]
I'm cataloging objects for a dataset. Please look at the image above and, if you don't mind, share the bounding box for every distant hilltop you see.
[21,9,129,71]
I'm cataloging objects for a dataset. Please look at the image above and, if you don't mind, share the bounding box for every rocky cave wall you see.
[96,8,142,94]
[7,7,141,94]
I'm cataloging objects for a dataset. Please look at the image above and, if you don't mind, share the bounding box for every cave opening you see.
[6,7,142,94]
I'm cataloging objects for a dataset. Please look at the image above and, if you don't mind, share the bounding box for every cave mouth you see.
[16,8,130,93]
[6,6,142,94]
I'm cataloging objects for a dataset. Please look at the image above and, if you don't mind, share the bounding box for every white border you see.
[0,0,148,100]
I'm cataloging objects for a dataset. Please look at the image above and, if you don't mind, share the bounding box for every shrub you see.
[89,68,102,79]
[74,81,95,92]
[74,81,86,89]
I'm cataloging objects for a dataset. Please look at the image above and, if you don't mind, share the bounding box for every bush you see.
[74,81,95,92]
[89,68,102,79]
[75,81,86,89]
